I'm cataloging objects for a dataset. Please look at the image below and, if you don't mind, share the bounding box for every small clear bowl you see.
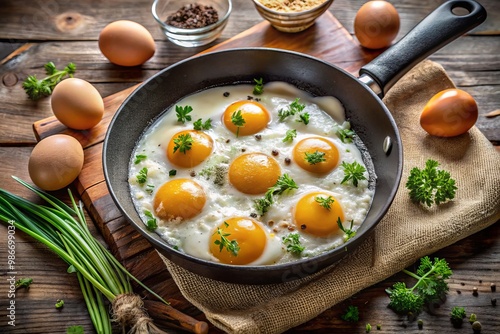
[152,0,232,47]
[251,0,334,33]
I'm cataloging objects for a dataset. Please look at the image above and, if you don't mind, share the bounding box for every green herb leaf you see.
[175,105,193,123]
[66,325,84,334]
[305,151,326,165]
[315,195,334,210]
[22,62,76,100]
[337,127,356,143]
[145,184,154,195]
[144,210,158,231]
[341,161,367,187]
[282,129,297,143]
[254,174,298,215]
[282,233,304,255]
[231,110,246,137]
[173,133,193,154]
[55,299,65,309]
[450,306,466,328]
[136,167,148,185]
[15,277,33,290]
[278,98,305,122]
[297,112,310,125]
[337,218,356,241]
[169,169,177,177]
[134,154,147,164]
[193,118,212,130]
[253,77,264,95]
[341,305,359,322]
[213,222,240,256]
[406,159,457,207]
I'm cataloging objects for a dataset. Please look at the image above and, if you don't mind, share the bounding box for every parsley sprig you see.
[341,161,367,187]
[337,127,356,143]
[406,159,457,207]
[22,62,76,100]
[255,174,298,215]
[278,98,306,122]
[283,233,304,255]
[193,118,212,131]
[386,256,452,315]
[253,78,264,95]
[315,195,334,210]
[282,129,297,143]
[305,151,326,165]
[297,112,310,125]
[134,154,147,164]
[337,218,356,241]
[341,305,359,322]
[175,105,193,123]
[231,110,246,137]
[173,133,193,154]
[144,210,158,231]
[136,167,148,185]
[213,222,240,256]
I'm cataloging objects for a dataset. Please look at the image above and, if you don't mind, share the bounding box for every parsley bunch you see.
[22,62,76,100]
[386,256,452,315]
[254,174,298,215]
[406,159,457,207]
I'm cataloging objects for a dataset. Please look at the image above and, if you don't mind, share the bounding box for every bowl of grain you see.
[252,0,334,33]
[152,0,232,47]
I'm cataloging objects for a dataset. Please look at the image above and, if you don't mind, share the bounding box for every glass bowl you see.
[251,0,334,33]
[152,0,232,47]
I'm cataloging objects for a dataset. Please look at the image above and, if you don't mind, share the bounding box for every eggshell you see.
[28,134,84,191]
[51,78,104,130]
[354,1,400,49]
[420,88,478,137]
[99,20,156,66]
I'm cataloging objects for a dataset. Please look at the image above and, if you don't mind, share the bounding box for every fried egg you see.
[129,81,375,265]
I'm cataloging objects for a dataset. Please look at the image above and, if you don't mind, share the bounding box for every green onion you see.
[0,177,169,334]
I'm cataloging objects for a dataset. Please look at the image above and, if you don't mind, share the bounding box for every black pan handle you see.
[358,0,487,97]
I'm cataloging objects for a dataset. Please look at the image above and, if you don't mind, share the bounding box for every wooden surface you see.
[0,0,499,333]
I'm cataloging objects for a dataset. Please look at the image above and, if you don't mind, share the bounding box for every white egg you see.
[129,82,375,266]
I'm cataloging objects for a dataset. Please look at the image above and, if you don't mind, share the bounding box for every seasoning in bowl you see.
[257,0,327,13]
[166,3,219,29]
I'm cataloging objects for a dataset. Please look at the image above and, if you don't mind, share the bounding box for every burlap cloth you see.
[159,60,500,333]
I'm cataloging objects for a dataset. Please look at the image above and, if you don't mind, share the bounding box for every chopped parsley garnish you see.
[283,233,305,255]
[136,167,148,184]
[253,78,264,95]
[145,184,154,195]
[282,129,297,143]
[341,161,367,187]
[175,105,193,123]
[305,151,326,165]
[254,174,298,215]
[15,278,33,290]
[406,159,457,207]
[337,218,356,241]
[278,98,305,122]
[168,169,177,177]
[213,222,240,256]
[341,305,360,322]
[144,210,158,231]
[193,118,212,130]
[315,195,335,210]
[134,154,147,164]
[337,127,356,143]
[231,110,246,137]
[297,112,310,125]
[173,133,193,154]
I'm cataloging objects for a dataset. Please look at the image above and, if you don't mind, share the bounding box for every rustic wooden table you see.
[0,0,498,333]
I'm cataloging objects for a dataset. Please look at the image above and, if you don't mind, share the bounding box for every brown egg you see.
[354,1,400,49]
[98,20,156,66]
[28,134,84,191]
[51,78,104,130]
[420,88,478,137]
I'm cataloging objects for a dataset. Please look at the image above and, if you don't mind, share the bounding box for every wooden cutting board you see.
[32,11,378,331]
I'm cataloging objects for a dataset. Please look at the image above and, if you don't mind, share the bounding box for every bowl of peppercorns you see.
[252,0,334,33]
[152,0,232,47]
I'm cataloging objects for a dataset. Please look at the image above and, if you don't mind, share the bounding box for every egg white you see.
[129,82,375,265]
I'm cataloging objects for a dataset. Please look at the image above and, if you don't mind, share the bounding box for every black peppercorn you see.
[255,134,262,140]
[284,157,291,165]
[223,92,230,97]
[272,149,279,156]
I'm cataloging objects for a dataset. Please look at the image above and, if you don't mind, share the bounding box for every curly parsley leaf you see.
[337,127,356,143]
[282,129,297,143]
[305,151,326,165]
[253,78,264,95]
[278,98,305,122]
[175,105,193,123]
[341,305,359,322]
[22,62,76,100]
[297,112,310,125]
[341,161,367,187]
[136,167,148,185]
[315,195,334,210]
[254,174,298,215]
[231,110,246,137]
[173,133,193,154]
[283,233,304,255]
[134,154,147,164]
[337,218,356,241]
[144,210,158,231]
[406,159,457,207]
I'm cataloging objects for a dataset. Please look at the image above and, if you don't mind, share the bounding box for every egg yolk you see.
[293,137,339,174]
[229,153,281,194]
[223,100,270,136]
[153,179,206,221]
[167,130,213,168]
[293,192,344,237]
[209,217,267,265]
